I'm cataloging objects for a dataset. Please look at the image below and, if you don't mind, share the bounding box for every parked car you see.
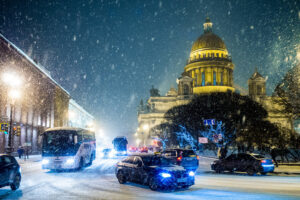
[162,149,199,171]
[211,153,274,175]
[139,146,148,153]
[0,155,21,190]
[115,154,195,191]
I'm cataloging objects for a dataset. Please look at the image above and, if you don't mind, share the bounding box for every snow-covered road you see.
[1,156,300,200]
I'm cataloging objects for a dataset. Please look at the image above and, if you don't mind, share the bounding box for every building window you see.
[213,71,217,85]
[216,53,219,57]
[257,85,262,95]
[202,72,205,86]
[194,74,197,86]
[220,72,223,86]
[183,84,189,95]
[212,53,214,58]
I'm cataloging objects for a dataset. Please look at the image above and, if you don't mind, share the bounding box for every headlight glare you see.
[189,171,195,176]
[66,158,75,165]
[42,159,49,165]
[160,173,171,178]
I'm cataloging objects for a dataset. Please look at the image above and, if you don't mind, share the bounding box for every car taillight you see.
[177,156,182,161]
[261,160,266,163]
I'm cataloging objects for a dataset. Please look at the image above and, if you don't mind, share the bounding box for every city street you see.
[1,156,300,200]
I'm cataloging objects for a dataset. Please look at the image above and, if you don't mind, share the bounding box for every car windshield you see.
[252,154,265,159]
[142,156,174,167]
[42,130,77,156]
[181,150,196,157]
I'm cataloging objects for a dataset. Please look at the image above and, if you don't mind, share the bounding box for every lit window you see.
[213,71,217,85]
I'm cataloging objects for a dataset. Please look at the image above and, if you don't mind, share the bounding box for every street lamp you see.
[2,72,22,155]
[7,89,21,155]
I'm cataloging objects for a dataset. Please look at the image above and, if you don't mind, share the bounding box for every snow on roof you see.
[0,33,70,96]
[69,99,94,119]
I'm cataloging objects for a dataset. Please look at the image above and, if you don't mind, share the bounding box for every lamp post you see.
[7,89,21,155]
[2,72,22,155]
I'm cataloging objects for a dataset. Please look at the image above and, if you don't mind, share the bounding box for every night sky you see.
[0,0,299,138]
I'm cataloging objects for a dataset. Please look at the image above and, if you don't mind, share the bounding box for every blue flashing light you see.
[160,173,171,178]
[189,171,195,176]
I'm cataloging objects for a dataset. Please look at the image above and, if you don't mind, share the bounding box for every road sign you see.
[0,123,8,132]
[198,137,208,144]
[203,119,215,126]
[218,134,222,140]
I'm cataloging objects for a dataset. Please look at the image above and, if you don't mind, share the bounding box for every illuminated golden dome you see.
[191,32,226,52]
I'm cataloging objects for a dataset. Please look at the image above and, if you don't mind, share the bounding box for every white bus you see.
[41,127,96,170]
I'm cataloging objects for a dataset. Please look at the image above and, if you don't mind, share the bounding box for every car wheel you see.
[78,158,84,170]
[88,154,94,166]
[117,171,127,184]
[247,167,256,176]
[182,185,190,189]
[10,173,21,191]
[261,172,267,175]
[215,165,223,173]
[149,177,158,191]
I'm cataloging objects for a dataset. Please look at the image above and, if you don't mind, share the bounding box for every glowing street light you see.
[143,124,149,131]
[2,71,23,155]
[2,72,22,87]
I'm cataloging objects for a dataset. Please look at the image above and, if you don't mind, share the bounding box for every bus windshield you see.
[42,130,78,156]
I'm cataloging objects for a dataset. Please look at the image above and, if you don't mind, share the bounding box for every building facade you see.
[68,99,94,129]
[137,18,293,146]
[0,34,93,154]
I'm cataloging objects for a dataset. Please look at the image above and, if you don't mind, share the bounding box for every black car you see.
[162,149,199,171]
[115,154,195,191]
[211,153,275,175]
[0,155,21,190]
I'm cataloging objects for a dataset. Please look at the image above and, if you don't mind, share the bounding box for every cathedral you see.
[137,18,293,146]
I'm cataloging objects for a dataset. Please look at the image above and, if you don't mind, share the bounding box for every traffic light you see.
[16,126,21,136]
[13,126,17,135]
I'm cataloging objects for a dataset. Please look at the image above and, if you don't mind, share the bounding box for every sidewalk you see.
[15,155,42,165]
[199,156,300,175]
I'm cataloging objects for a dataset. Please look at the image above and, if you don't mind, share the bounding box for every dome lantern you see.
[203,17,213,33]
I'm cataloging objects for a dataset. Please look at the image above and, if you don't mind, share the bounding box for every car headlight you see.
[160,173,171,178]
[42,159,49,165]
[189,171,195,176]
[108,153,114,158]
[122,151,127,155]
[66,158,75,165]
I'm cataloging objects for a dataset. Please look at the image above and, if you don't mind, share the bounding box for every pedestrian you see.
[17,146,23,159]
[270,146,278,167]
